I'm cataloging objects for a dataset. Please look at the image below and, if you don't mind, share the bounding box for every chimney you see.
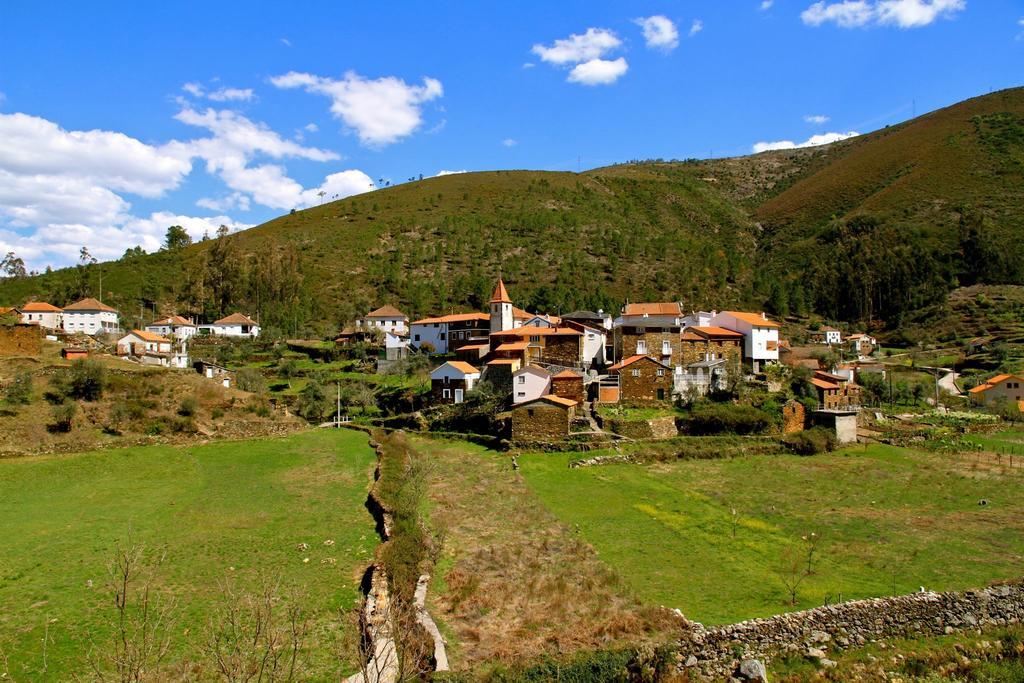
[762,312,767,320]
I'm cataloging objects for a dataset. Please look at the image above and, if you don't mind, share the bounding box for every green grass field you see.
[0,429,377,679]
[519,444,1024,625]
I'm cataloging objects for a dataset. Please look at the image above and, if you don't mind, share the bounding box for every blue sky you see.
[0,0,1021,269]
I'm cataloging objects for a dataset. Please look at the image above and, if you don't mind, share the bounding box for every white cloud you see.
[270,71,443,146]
[196,192,251,212]
[804,114,831,124]
[532,28,622,65]
[761,1,774,9]
[0,91,7,106]
[753,131,860,153]
[801,0,965,28]
[634,16,680,51]
[299,170,376,206]
[207,87,254,102]
[435,170,467,177]
[1016,17,1024,40]
[502,138,518,147]
[568,58,629,86]
[689,19,704,37]
[304,122,318,132]
[280,37,292,47]
[522,62,536,69]
[182,82,205,97]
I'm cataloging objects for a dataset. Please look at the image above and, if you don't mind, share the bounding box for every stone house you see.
[969,373,1024,406]
[608,354,674,403]
[356,305,409,335]
[810,371,861,410]
[551,370,585,403]
[678,326,744,365]
[19,302,63,330]
[62,298,120,336]
[613,302,684,368]
[483,358,519,394]
[429,361,481,404]
[489,325,584,367]
[511,395,578,443]
[512,365,552,404]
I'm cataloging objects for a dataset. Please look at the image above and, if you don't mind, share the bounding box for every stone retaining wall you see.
[605,415,679,440]
[677,582,1024,678]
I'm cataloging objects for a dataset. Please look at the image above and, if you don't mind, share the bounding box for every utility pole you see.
[336,382,341,428]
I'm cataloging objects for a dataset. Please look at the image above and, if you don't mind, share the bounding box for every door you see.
[454,389,464,404]
[657,388,665,401]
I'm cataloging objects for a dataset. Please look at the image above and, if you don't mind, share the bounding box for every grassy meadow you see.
[518,443,1024,625]
[0,429,377,679]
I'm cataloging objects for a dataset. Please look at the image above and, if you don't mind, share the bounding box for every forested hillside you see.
[2,87,1022,338]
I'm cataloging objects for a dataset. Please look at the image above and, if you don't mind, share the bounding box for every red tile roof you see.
[539,395,578,408]
[436,361,480,375]
[365,305,407,319]
[495,341,529,352]
[125,329,170,343]
[720,311,780,328]
[64,297,117,313]
[486,358,519,365]
[622,302,681,316]
[214,312,258,326]
[491,325,582,338]
[412,312,489,325]
[490,279,511,304]
[151,314,194,326]
[682,326,744,340]
[608,354,671,371]
[21,301,62,312]
[810,378,841,391]
[552,370,582,379]
[970,374,1024,394]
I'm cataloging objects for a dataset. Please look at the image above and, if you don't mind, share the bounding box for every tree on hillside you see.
[1,252,26,279]
[163,225,192,251]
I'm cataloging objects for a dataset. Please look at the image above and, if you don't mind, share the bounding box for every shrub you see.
[177,396,198,417]
[49,402,77,433]
[68,359,106,401]
[4,371,33,405]
[105,402,131,435]
[296,380,329,422]
[211,407,224,420]
[683,402,773,435]
[276,358,300,378]
[783,427,837,455]
[235,368,266,393]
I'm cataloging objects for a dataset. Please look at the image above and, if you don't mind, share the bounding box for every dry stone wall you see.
[676,582,1024,679]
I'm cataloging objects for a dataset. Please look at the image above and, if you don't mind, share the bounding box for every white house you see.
[512,365,552,404]
[710,310,780,372]
[812,326,843,345]
[430,361,481,404]
[847,333,877,357]
[117,330,173,366]
[384,331,409,361]
[200,313,260,338]
[566,322,607,368]
[681,310,717,329]
[356,305,409,335]
[62,298,120,336]
[146,314,198,340]
[410,312,490,354]
[19,302,63,330]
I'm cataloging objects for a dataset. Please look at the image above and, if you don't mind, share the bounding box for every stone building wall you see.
[614,328,681,367]
[678,339,742,366]
[541,336,582,367]
[607,415,679,439]
[617,358,674,403]
[430,378,469,404]
[781,400,807,434]
[512,404,571,443]
[677,583,1024,679]
[551,376,585,403]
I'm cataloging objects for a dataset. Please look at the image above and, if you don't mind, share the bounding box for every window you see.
[632,369,640,377]
[442,389,451,399]
[414,334,420,342]
[662,341,671,355]
[518,375,525,384]
[517,391,525,397]
[444,376,450,384]
[440,333,446,340]
[530,336,540,343]
[637,340,647,354]
[656,369,664,377]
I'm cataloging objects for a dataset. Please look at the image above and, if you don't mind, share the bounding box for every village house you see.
[511,395,578,443]
[19,302,63,330]
[681,310,717,328]
[969,374,1024,406]
[512,365,552,404]
[355,305,409,335]
[429,361,481,404]
[482,358,520,393]
[410,312,489,354]
[811,326,843,345]
[384,331,409,360]
[612,302,684,369]
[607,354,674,403]
[199,313,261,338]
[847,333,877,357]
[62,298,120,336]
[117,329,173,366]
[810,370,861,410]
[562,310,612,331]
[550,369,585,403]
[709,311,780,373]
[678,326,744,365]
[146,314,198,340]
[564,320,607,368]
[490,325,585,368]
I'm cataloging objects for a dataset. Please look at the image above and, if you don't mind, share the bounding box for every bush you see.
[683,402,774,435]
[105,402,131,435]
[211,407,224,420]
[178,396,198,417]
[783,427,837,455]
[296,380,329,422]
[4,371,33,405]
[68,359,106,401]
[49,402,77,433]
[235,368,266,393]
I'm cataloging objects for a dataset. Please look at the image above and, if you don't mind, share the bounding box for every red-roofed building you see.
[709,311,781,372]
[356,305,409,335]
[430,361,481,404]
[613,302,684,369]
[200,313,260,338]
[679,326,744,366]
[490,325,584,367]
[19,301,63,330]
[969,374,1024,406]
[411,312,490,354]
[62,298,120,336]
[608,355,673,403]
[512,395,579,443]
[146,314,198,340]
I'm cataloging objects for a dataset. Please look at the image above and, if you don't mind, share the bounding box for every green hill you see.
[2,87,1022,337]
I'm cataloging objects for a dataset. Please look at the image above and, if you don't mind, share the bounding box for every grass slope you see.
[0,429,377,679]
[519,443,1024,625]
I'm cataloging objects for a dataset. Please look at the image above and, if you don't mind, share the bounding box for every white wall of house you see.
[357,317,408,334]
[146,323,197,340]
[976,377,1024,405]
[512,367,552,404]
[63,310,120,336]
[709,312,779,369]
[580,328,606,367]
[430,363,481,391]
[681,311,716,328]
[21,311,63,330]
[411,322,449,353]
[821,330,842,345]
[200,323,260,338]
[117,333,171,356]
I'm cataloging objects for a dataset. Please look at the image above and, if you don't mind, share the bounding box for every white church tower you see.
[489,278,513,335]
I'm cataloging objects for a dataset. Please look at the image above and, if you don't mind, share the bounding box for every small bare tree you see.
[89,539,175,682]
[203,579,310,682]
[776,545,809,607]
[730,508,740,539]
